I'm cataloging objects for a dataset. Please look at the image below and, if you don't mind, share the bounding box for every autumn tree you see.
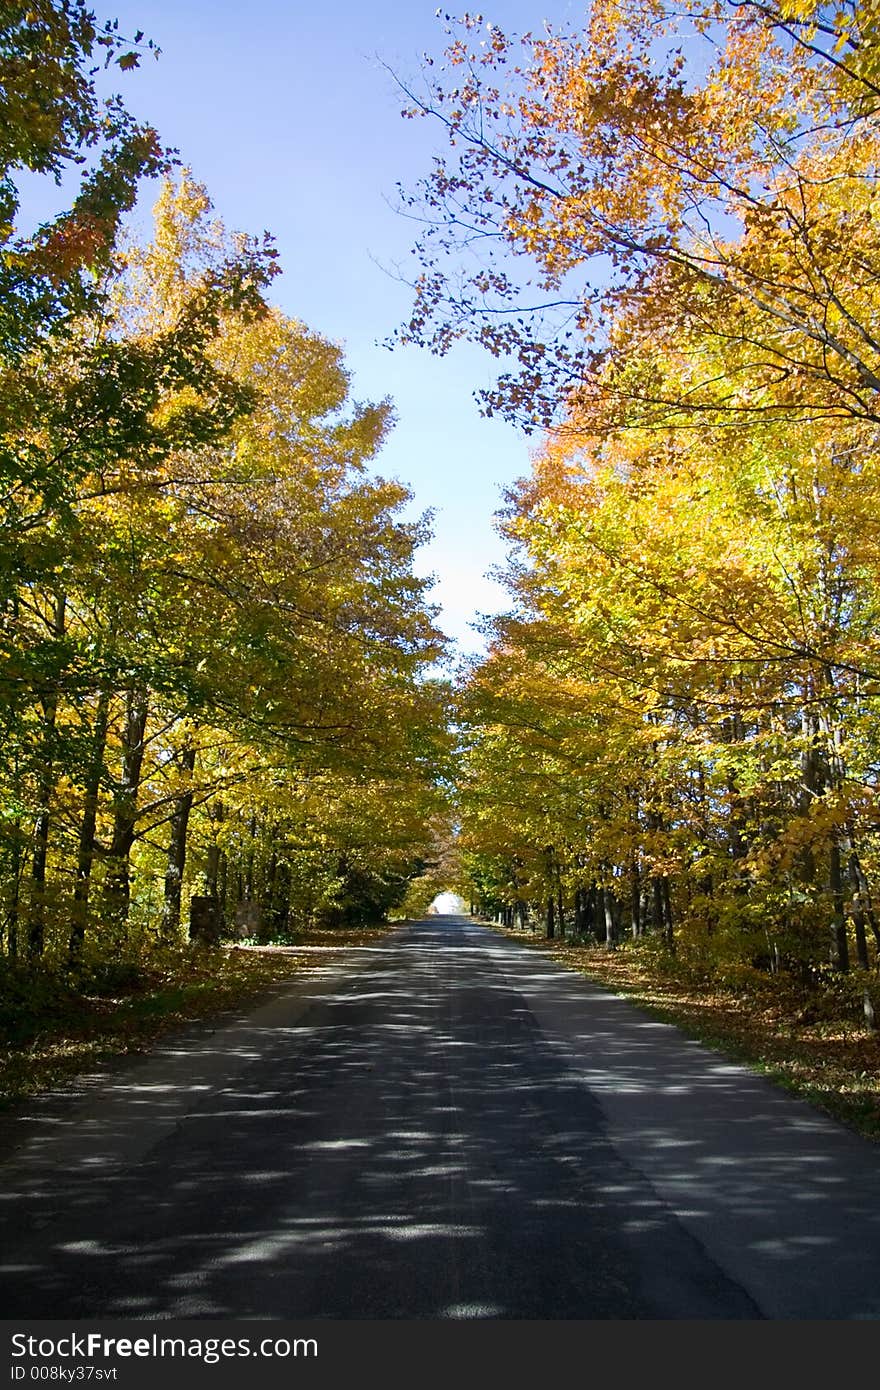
[0,0,167,357]
[1,169,449,966]
[456,350,880,980]
[395,2,880,432]
[436,4,880,994]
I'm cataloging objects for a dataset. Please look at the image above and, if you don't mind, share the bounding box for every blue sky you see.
[59,0,581,657]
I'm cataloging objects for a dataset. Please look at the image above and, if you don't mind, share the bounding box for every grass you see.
[488,924,880,1143]
[0,923,394,1109]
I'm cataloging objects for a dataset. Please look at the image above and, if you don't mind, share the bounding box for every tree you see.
[0,0,167,357]
[395,2,880,431]
[395,2,880,988]
[453,363,880,975]
[1,171,450,964]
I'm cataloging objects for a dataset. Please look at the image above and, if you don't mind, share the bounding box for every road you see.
[1,916,879,1319]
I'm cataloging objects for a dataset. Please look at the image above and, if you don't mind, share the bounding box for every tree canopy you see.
[0,8,453,972]
[398,1,880,995]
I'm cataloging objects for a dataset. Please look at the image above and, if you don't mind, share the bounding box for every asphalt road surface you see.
[2,916,879,1319]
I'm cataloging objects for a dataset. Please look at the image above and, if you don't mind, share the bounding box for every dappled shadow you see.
[0,920,753,1320]
[0,918,876,1318]
[474,925,880,1319]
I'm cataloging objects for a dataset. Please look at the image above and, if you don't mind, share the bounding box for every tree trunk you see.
[102,690,149,941]
[852,906,870,972]
[585,885,598,937]
[244,810,257,903]
[205,800,226,935]
[69,688,110,961]
[829,834,850,972]
[630,857,641,939]
[4,819,22,960]
[218,848,228,933]
[205,843,221,899]
[652,877,665,934]
[847,839,880,951]
[260,840,278,944]
[161,741,196,940]
[593,887,605,945]
[272,855,291,937]
[722,708,747,877]
[662,876,675,952]
[604,886,616,950]
[27,592,66,959]
[573,886,585,936]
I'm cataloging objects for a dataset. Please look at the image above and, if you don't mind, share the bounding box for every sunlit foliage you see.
[404,3,880,999]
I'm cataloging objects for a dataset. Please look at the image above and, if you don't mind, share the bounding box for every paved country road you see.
[1,916,879,1320]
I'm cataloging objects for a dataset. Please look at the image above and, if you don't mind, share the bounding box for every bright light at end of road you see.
[430,892,466,915]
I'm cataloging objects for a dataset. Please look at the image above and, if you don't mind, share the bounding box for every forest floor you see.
[490,925,880,1143]
[0,925,395,1109]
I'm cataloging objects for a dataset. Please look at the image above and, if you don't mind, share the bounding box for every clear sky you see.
[59,0,582,659]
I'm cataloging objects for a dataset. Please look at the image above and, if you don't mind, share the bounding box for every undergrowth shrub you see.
[0,960,81,1045]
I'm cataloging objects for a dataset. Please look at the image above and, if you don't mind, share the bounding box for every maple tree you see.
[0,145,450,969]
[396,2,880,432]
[0,0,167,357]
[432,3,880,1000]
[455,305,880,987]
[7,0,879,1037]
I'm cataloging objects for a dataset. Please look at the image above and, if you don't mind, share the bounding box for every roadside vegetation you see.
[7,2,880,1135]
[0,924,395,1108]
[0,0,451,1081]
[406,2,880,1113]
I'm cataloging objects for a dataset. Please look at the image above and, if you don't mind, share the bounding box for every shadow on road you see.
[0,918,876,1319]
